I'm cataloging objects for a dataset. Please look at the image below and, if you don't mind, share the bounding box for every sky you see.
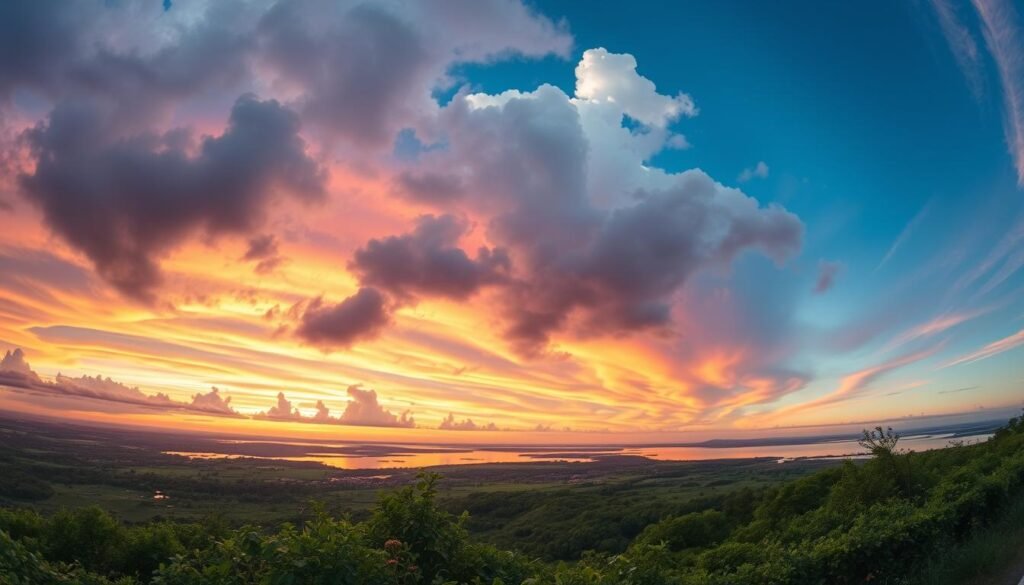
[0,0,1022,442]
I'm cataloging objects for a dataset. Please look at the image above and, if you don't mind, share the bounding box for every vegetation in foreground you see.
[1,413,1023,584]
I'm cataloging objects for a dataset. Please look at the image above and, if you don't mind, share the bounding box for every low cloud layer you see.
[439,413,499,431]
[2,348,415,428]
[337,385,415,428]
[0,347,239,416]
[258,385,414,428]
[1,349,37,379]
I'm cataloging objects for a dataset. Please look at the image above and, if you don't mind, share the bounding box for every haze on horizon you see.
[0,0,1022,443]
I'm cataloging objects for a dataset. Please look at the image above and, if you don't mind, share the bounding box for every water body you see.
[166,430,993,470]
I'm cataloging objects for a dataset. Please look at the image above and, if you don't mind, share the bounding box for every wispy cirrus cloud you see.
[931,0,1024,184]
[772,344,945,419]
[945,327,1024,367]
[929,0,986,100]
[971,0,1024,184]
[876,199,932,271]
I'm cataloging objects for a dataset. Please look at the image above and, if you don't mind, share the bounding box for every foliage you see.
[1,411,1023,585]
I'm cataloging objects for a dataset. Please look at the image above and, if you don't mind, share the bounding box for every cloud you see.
[0,347,240,416]
[929,0,986,101]
[814,260,843,294]
[737,161,769,183]
[54,373,174,407]
[945,327,1024,367]
[313,400,332,423]
[439,412,499,431]
[184,387,240,415]
[379,53,802,353]
[939,385,979,394]
[883,308,990,353]
[350,214,510,302]
[295,288,391,348]
[255,386,414,428]
[574,48,697,127]
[395,171,467,204]
[254,0,570,148]
[4,0,571,303]
[1,348,38,379]
[783,344,944,417]
[0,1,256,131]
[876,200,932,271]
[18,94,325,301]
[4,347,412,427]
[0,3,90,98]
[0,5,823,429]
[242,234,286,275]
[933,0,1024,184]
[337,385,414,428]
[257,391,301,420]
[970,0,1024,185]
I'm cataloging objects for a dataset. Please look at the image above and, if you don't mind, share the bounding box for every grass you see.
[909,493,1024,585]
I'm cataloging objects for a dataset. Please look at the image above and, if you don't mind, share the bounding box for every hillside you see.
[1,412,1023,584]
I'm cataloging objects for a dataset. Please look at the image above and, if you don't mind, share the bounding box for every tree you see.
[858,426,900,456]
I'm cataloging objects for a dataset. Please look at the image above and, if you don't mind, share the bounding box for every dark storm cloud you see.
[351,214,510,302]
[18,94,325,301]
[295,287,390,348]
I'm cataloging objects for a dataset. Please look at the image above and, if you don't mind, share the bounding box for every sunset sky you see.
[0,0,1022,442]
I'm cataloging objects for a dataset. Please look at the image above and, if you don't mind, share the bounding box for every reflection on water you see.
[628,433,989,462]
[165,432,991,470]
[165,449,598,469]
